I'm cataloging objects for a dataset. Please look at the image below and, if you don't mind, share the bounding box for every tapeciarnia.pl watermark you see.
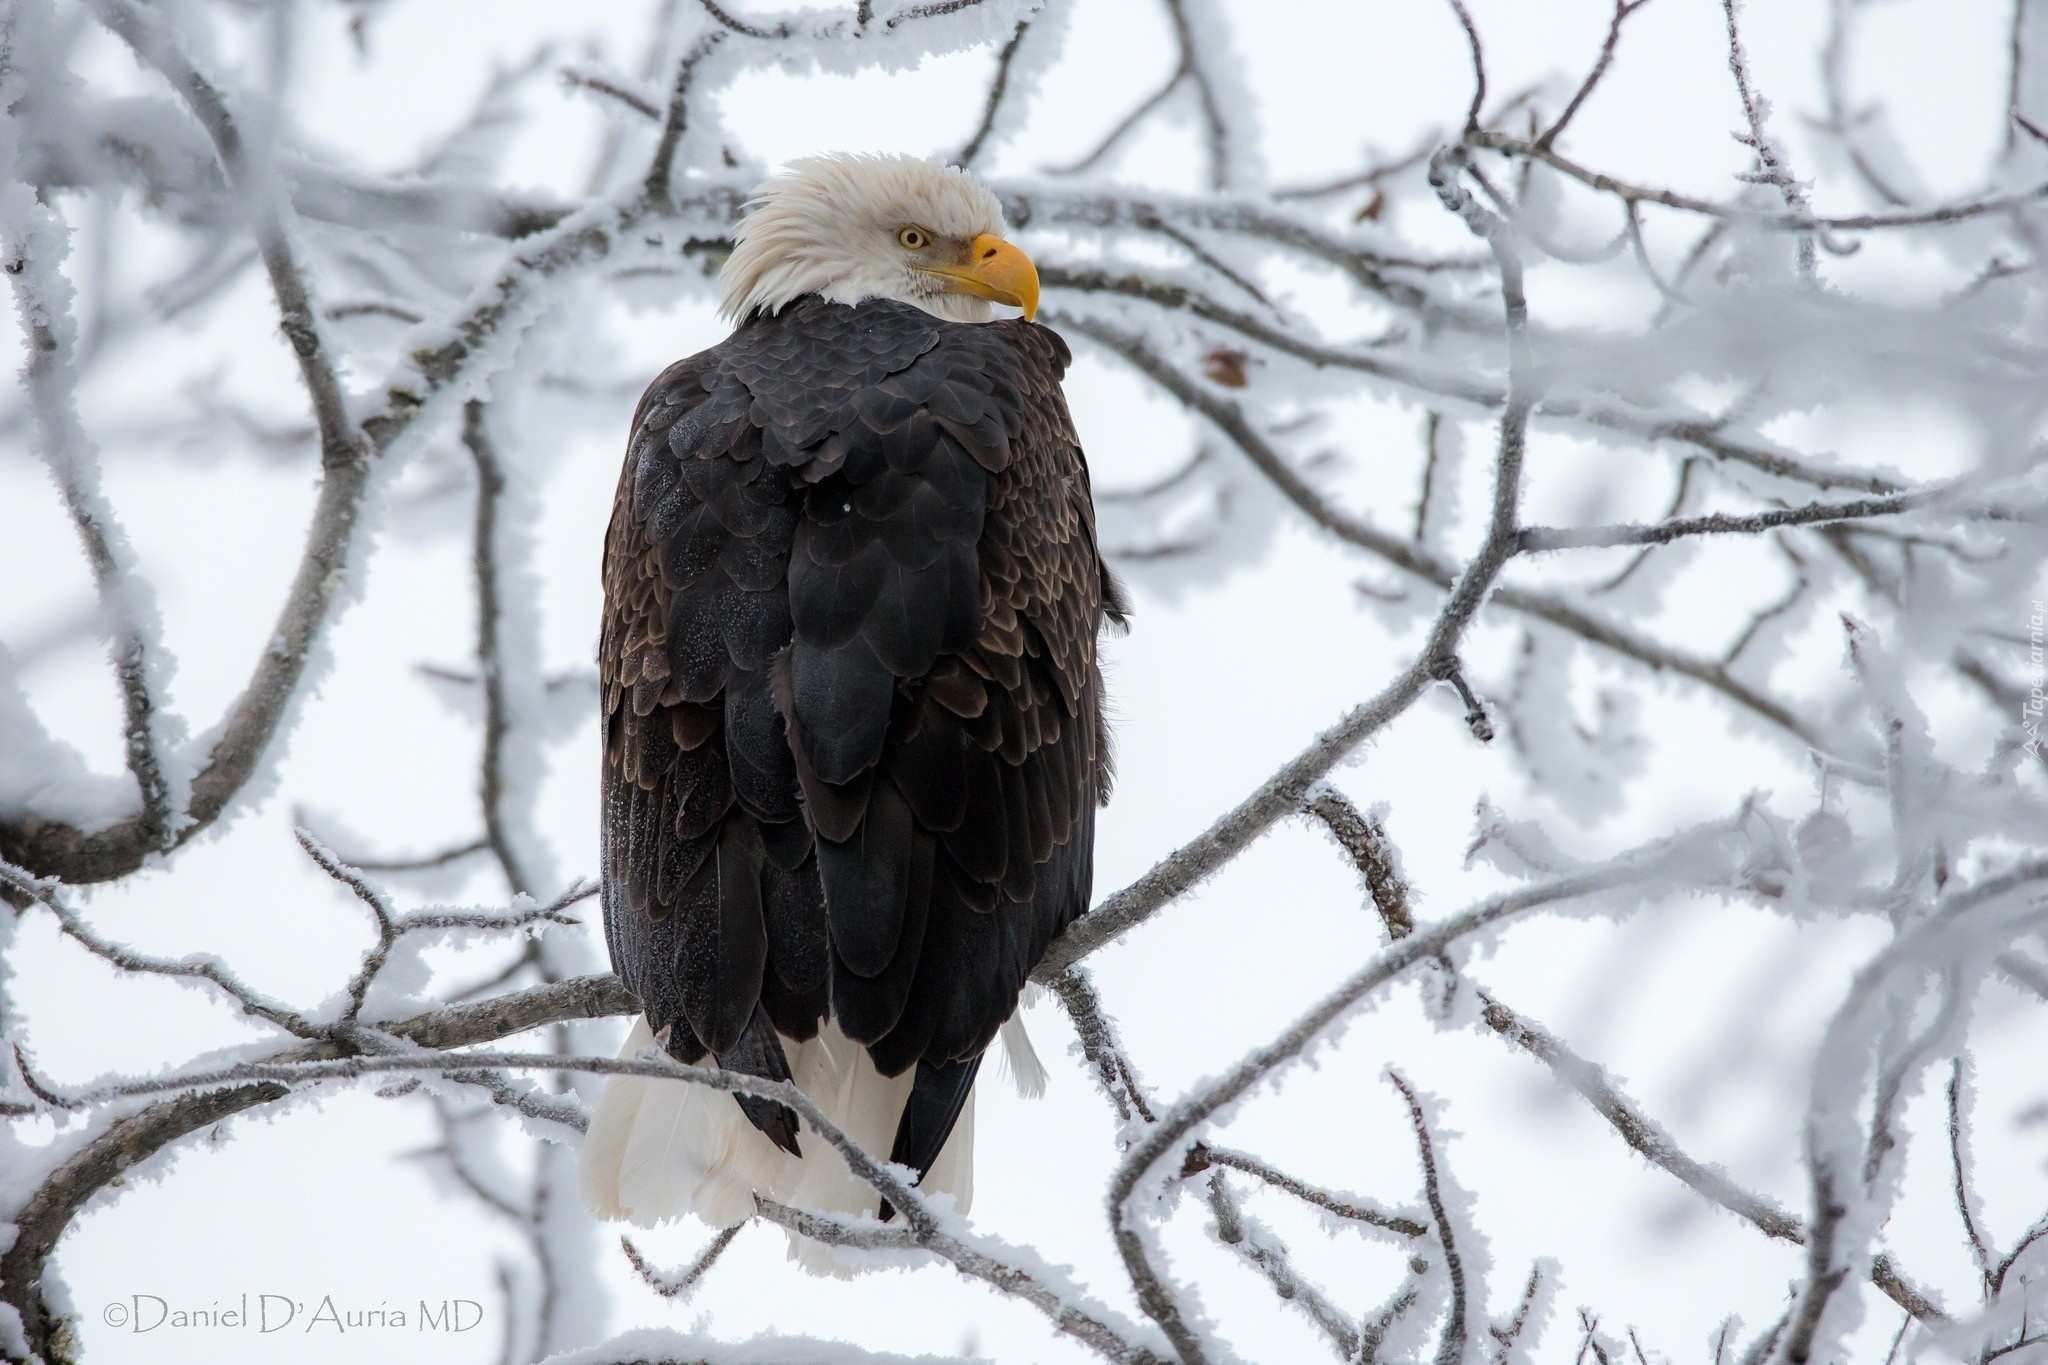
[100,1294,485,1335]
[2025,598,2045,760]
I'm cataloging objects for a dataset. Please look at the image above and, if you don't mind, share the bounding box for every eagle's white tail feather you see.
[998,1012,1047,1099]
[578,1016,993,1276]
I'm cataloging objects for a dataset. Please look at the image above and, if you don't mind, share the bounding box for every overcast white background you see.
[3,1,2043,1362]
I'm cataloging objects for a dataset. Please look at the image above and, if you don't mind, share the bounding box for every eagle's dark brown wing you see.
[599,295,1121,1176]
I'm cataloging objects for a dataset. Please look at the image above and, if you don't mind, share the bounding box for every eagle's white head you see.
[719,153,1039,326]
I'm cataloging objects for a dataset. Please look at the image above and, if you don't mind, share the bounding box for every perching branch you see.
[755,1197,1169,1365]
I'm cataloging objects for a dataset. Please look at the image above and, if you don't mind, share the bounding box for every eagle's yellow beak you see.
[927,234,1040,321]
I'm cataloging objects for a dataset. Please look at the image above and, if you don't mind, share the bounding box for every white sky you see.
[2,1,2043,1362]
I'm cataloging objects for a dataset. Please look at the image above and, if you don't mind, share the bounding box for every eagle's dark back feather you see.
[600,295,1122,1178]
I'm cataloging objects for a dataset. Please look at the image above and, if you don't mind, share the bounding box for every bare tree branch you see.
[1518,482,2014,552]
[1444,0,1488,136]
[2,204,180,852]
[1535,0,1656,152]
[1205,1173,1363,1358]
[1469,128,2048,231]
[955,14,1034,168]
[1104,831,1739,1365]
[644,31,726,204]
[622,1225,742,1303]
[1720,0,1821,278]
[1388,1069,1470,1365]
[2,4,696,888]
[0,857,320,1040]
[1187,1143,1427,1240]
[9,8,2046,1363]
[462,400,538,899]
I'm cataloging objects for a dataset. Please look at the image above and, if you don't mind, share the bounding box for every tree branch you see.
[3,7,689,888]
[1388,1070,1469,1365]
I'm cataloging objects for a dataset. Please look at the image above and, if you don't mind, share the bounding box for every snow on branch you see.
[5,0,2047,1361]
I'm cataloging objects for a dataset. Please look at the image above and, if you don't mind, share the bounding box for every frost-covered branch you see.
[1187,1144,1426,1241]
[1518,483,2026,552]
[1388,1069,1472,1365]
[462,401,539,899]
[1535,0,1655,153]
[1302,786,1415,941]
[1203,1174,1362,1359]
[11,1032,1168,1365]
[755,1198,1170,1365]
[1,182,184,852]
[0,972,633,1354]
[1475,989,1944,1326]
[9,3,2048,1361]
[1467,128,2048,232]
[1104,826,1745,1364]
[1720,0,1820,279]
[0,857,319,1040]
[1779,860,2048,1363]
[1050,966,1157,1125]
[621,1226,742,1303]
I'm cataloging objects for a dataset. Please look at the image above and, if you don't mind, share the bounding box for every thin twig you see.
[955,14,1032,167]
[1190,1143,1426,1240]
[1534,0,1655,152]
[1518,482,2001,552]
[621,1225,741,1302]
[346,838,492,872]
[1947,1059,1997,1288]
[1051,968,1156,1125]
[1044,67,1185,178]
[1413,410,1448,545]
[4,205,181,852]
[644,31,725,204]
[1444,0,1487,135]
[1205,1174,1363,1358]
[1161,0,1233,190]
[1303,786,1415,941]
[1275,138,1437,202]
[0,858,320,1039]
[1492,1263,1548,1365]
[1388,1070,1468,1365]
[462,401,537,898]
[1721,0,1819,279]
[561,66,662,121]
[1470,128,2048,232]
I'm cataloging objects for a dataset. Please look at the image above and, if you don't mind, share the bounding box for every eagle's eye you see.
[896,226,931,250]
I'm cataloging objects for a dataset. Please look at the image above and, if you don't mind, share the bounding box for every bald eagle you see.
[578,154,1124,1257]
